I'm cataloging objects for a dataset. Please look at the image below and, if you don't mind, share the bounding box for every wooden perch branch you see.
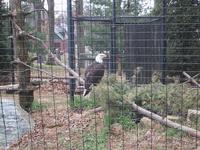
[0,84,19,91]
[183,71,200,88]
[49,52,85,84]
[12,58,66,79]
[131,102,200,138]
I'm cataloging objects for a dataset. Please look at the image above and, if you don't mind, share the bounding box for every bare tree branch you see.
[183,71,200,88]
[183,73,200,84]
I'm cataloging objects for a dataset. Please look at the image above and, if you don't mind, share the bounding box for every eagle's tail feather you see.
[83,88,91,96]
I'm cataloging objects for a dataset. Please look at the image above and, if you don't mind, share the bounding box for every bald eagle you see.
[83,53,107,96]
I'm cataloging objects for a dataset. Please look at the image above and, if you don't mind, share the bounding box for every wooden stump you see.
[19,90,34,112]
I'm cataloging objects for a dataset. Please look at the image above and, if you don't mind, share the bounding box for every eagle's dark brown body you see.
[83,62,105,96]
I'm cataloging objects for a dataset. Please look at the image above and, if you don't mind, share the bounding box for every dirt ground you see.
[6,81,200,150]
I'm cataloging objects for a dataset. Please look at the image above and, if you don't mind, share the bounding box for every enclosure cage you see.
[0,0,200,149]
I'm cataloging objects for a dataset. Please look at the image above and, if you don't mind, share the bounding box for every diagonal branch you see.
[183,71,200,88]
[12,20,85,85]
[183,73,200,84]
[49,52,85,84]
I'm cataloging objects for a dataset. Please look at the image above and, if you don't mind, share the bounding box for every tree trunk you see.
[14,0,33,112]
[33,0,43,33]
[75,0,85,69]
[46,0,55,65]
[10,0,17,59]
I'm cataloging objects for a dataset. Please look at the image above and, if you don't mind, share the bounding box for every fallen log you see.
[131,102,200,138]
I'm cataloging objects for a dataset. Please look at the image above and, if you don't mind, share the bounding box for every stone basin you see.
[0,98,34,149]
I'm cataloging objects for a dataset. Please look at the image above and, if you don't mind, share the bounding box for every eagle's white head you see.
[95,53,107,64]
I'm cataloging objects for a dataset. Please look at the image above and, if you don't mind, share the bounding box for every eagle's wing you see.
[83,62,105,96]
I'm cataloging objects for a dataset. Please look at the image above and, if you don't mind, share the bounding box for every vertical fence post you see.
[162,0,167,83]
[9,18,15,84]
[67,0,75,105]
[110,0,117,73]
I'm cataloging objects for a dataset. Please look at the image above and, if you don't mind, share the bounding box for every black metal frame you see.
[67,0,167,100]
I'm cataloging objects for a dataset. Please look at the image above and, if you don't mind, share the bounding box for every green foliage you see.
[90,75,200,128]
[166,0,200,76]
[31,101,47,111]
[165,128,182,137]
[88,0,112,16]
[83,129,108,150]
[151,0,200,76]
[83,0,144,53]
[151,0,163,16]
[90,75,124,108]
[30,32,47,55]
[83,23,110,52]
[0,1,11,77]
[90,75,136,129]
[115,114,135,130]
[72,96,98,110]
[0,1,7,47]
[125,82,200,117]
[25,24,47,55]
[104,105,136,130]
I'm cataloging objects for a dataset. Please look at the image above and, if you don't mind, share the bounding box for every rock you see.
[166,115,179,121]
[0,98,34,149]
[141,117,152,127]
[187,109,200,122]
[110,123,123,136]
[141,117,161,130]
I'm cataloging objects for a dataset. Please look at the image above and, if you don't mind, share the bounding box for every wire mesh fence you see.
[0,0,200,149]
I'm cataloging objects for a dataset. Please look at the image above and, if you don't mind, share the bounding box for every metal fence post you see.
[162,0,167,83]
[110,0,117,73]
[67,0,75,105]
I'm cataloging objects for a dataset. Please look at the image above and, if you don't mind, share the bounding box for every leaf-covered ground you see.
[6,81,200,150]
